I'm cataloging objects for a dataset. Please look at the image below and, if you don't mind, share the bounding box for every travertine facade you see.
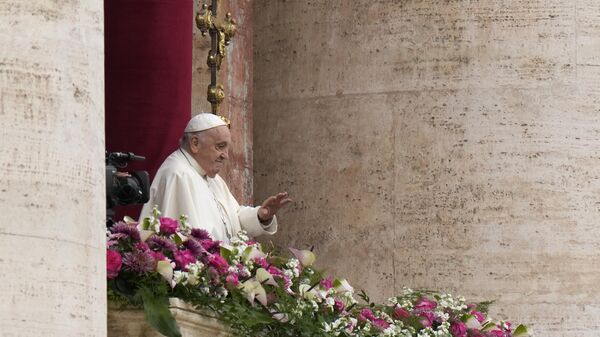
[253,1,600,336]
[0,1,106,336]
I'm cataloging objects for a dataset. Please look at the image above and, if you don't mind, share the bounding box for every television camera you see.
[106,151,150,223]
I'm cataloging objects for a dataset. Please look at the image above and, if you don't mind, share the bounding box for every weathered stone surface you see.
[108,299,229,337]
[0,1,105,336]
[253,1,600,335]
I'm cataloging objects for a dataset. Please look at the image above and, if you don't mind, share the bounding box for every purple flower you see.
[174,249,196,270]
[190,228,212,240]
[200,239,221,254]
[184,237,206,257]
[106,250,122,279]
[122,250,155,273]
[450,322,467,337]
[159,217,179,235]
[110,222,140,241]
[147,236,177,253]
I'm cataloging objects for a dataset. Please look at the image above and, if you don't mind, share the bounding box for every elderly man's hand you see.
[258,192,293,222]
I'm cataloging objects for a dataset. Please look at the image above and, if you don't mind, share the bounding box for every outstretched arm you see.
[258,192,293,223]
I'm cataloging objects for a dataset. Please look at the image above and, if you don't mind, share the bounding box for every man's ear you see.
[189,135,200,153]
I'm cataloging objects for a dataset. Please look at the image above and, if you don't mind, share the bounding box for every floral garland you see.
[107,207,530,337]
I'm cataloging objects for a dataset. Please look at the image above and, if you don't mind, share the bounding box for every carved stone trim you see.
[108,299,230,337]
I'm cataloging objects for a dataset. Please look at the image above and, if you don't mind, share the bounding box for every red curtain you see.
[105,0,192,220]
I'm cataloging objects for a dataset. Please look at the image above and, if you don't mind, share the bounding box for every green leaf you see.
[220,246,232,260]
[513,324,529,337]
[481,321,497,331]
[173,233,183,245]
[139,288,181,337]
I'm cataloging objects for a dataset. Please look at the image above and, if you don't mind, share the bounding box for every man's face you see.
[189,125,231,178]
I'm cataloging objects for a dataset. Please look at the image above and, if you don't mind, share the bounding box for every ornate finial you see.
[196,0,237,118]
[207,83,225,115]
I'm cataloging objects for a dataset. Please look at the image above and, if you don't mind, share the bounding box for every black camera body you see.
[105,151,150,210]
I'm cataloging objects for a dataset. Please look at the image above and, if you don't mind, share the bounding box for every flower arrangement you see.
[107,207,530,337]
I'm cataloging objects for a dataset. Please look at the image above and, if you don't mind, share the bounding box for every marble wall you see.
[0,1,106,336]
[253,1,600,335]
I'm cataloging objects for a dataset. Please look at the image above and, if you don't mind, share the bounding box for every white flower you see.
[324,297,335,309]
[173,270,188,285]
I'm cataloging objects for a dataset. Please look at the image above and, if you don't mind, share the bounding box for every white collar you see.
[179,148,208,178]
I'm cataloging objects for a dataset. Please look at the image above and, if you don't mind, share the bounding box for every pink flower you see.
[334,298,345,312]
[372,318,390,330]
[254,257,269,269]
[320,277,334,290]
[418,311,435,328]
[469,330,485,337]
[471,310,485,323]
[135,242,149,251]
[415,298,437,311]
[225,273,240,286]
[450,322,467,337]
[393,306,411,319]
[174,249,196,270]
[236,263,250,278]
[359,308,376,322]
[159,217,179,235]
[208,254,230,274]
[149,250,167,262]
[106,250,122,279]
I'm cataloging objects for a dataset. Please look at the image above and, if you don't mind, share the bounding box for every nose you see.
[220,150,229,160]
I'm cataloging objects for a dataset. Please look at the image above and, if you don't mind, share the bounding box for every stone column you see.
[253,1,600,336]
[0,2,105,336]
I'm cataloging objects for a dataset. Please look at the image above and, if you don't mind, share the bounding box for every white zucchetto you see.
[184,113,227,133]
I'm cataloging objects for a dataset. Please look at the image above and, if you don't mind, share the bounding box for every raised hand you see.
[258,192,293,222]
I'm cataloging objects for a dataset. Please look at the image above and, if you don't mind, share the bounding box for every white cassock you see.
[140,148,277,242]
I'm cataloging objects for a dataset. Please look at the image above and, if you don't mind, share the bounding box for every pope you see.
[140,113,292,242]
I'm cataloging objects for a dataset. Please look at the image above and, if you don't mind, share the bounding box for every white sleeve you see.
[238,206,278,238]
[140,171,200,227]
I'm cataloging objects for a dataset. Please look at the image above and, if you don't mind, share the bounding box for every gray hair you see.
[179,130,209,149]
